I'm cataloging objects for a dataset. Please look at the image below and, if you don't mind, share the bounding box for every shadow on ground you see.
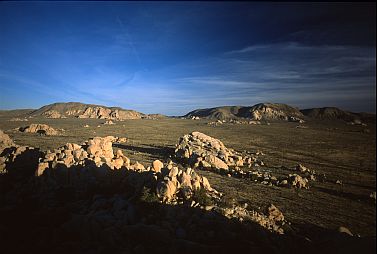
[0,148,375,254]
[114,143,175,159]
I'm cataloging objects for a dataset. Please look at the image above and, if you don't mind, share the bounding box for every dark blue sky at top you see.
[0,2,375,115]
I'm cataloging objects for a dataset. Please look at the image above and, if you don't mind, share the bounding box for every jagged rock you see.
[36,162,49,176]
[42,110,66,118]
[168,166,180,178]
[76,105,142,120]
[116,137,127,143]
[338,226,353,236]
[202,177,212,191]
[115,150,130,167]
[266,204,284,222]
[289,174,309,189]
[112,158,124,169]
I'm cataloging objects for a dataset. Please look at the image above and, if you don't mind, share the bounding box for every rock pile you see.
[9,117,28,122]
[232,167,311,189]
[190,116,200,120]
[0,131,369,253]
[103,120,115,125]
[174,131,263,171]
[19,123,60,136]
[32,135,289,237]
[288,116,305,123]
[207,119,264,126]
[221,203,287,234]
[175,132,314,189]
[35,136,219,206]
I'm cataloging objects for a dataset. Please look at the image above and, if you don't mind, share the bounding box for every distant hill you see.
[300,107,376,123]
[0,109,34,118]
[29,102,145,120]
[184,103,304,121]
[146,113,168,119]
[184,106,244,120]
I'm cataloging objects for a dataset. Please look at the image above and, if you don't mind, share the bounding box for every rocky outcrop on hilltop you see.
[28,102,144,120]
[19,123,61,136]
[42,110,66,119]
[243,103,304,121]
[77,106,142,120]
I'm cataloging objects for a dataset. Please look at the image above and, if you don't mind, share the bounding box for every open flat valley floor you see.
[1,117,376,237]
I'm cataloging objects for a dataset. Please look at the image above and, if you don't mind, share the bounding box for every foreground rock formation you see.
[0,129,374,253]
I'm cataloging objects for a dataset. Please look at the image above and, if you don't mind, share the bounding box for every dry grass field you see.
[1,115,375,237]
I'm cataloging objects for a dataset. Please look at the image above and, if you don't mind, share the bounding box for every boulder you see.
[152,160,164,172]
[0,129,15,152]
[338,226,353,236]
[19,124,59,136]
[87,136,114,159]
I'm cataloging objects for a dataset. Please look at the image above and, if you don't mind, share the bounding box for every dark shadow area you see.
[315,186,374,204]
[114,143,175,159]
[1,146,42,183]
[0,157,375,254]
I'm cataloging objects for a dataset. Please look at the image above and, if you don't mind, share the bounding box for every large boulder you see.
[0,129,15,153]
[19,123,60,136]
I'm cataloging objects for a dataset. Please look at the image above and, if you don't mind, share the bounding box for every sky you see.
[0,2,376,115]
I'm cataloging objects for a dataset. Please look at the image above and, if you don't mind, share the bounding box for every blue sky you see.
[0,2,375,115]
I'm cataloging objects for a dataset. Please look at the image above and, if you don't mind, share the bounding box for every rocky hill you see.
[300,107,376,123]
[184,106,244,120]
[184,103,304,121]
[29,102,145,120]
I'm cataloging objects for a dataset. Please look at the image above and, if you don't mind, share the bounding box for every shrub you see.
[139,187,159,203]
[192,188,213,206]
